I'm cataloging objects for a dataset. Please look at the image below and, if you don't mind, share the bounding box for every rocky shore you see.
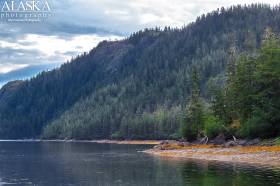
[145,136,280,167]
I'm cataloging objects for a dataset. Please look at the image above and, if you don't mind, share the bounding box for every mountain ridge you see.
[0,4,279,139]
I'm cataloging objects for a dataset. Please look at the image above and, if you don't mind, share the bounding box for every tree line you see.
[182,28,280,140]
[0,4,280,140]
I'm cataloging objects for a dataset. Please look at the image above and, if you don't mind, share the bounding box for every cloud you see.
[44,0,279,34]
[0,32,122,88]
[19,34,122,60]
[0,63,28,73]
[0,33,122,74]
[0,0,279,36]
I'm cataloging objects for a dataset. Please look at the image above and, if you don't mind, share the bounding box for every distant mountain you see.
[0,64,59,87]
[0,4,280,139]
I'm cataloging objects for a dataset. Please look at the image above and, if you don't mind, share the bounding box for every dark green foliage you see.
[240,108,272,138]
[180,118,197,141]
[209,84,230,126]
[234,56,257,121]
[255,31,280,134]
[1,4,280,139]
[181,66,204,140]
[275,137,280,145]
[212,28,280,139]
[204,114,224,138]
[237,30,280,138]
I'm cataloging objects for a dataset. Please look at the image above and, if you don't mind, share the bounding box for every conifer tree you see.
[182,66,204,140]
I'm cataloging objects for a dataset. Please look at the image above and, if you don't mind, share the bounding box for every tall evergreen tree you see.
[182,66,204,140]
[224,46,238,126]
[252,29,280,137]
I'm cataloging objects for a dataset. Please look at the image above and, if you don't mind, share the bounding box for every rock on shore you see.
[146,139,280,167]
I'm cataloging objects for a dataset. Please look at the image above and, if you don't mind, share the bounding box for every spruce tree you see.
[182,66,204,140]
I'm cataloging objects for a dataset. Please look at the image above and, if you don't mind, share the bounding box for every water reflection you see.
[0,141,279,186]
[179,160,280,186]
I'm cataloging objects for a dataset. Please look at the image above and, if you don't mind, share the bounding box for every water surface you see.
[0,141,279,186]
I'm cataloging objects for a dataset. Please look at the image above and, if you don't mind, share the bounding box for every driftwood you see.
[233,136,238,142]
[200,136,209,144]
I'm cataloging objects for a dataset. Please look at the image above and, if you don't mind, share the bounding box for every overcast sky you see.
[0,0,279,86]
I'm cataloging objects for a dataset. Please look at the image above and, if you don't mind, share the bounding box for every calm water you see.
[0,141,279,186]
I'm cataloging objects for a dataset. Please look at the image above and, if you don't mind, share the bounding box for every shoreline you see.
[1,139,280,167]
[144,144,280,168]
[0,139,161,145]
[90,140,160,145]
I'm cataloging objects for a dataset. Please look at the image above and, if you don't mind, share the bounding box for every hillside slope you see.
[0,4,279,139]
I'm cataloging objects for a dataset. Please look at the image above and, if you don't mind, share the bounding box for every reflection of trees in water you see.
[1,142,280,186]
[180,160,280,186]
[40,142,138,185]
[40,142,183,186]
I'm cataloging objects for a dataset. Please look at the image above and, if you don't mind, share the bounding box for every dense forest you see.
[181,29,280,141]
[0,4,279,140]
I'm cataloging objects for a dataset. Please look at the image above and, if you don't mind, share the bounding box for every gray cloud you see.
[0,0,279,37]
[0,46,58,66]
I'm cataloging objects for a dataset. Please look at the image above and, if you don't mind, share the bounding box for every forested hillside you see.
[0,4,279,139]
